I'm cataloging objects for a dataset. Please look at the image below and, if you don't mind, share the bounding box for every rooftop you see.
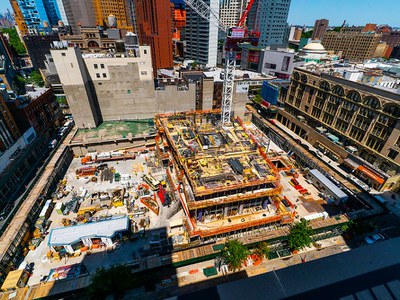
[48,216,129,246]
[203,68,272,83]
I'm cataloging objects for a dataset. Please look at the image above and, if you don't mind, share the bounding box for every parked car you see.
[364,233,385,245]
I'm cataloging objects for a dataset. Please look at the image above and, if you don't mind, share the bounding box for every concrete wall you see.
[51,47,101,128]
[201,78,214,110]
[155,84,196,113]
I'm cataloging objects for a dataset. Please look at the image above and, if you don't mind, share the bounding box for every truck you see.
[80,151,136,164]
[76,166,97,177]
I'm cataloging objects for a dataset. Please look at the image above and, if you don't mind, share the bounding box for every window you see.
[96,73,100,78]
[102,73,107,78]
[127,90,131,94]
[388,149,399,160]
[140,71,148,75]
[100,64,105,69]
[61,52,66,56]
[94,64,98,69]
[144,49,147,54]
[264,63,276,70]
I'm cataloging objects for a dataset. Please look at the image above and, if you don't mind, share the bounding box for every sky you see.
[0,0,399,27]
[288,0,399,27]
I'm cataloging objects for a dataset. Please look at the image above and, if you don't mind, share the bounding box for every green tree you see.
[0,28,26,55]
[220,240,250,271]
[332,27,342,32]
[87,265,135,299]
[254,241,270,259]
[301,30,313,39]
[27,70,44,87]
[13,75,26,95]
[287,219,313,251]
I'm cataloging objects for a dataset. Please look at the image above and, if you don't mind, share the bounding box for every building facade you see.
[10,0,62,34]
[92,0,133,31]
[0,91,20,152]
[6,88,64,135]
[182,0,219,67]
[51,46,215,128]
[134,0,174,72]
[61,0,97,34]
[280,67,400,190]
[312,19,329,40]
[9,0,28,36]
[381,31,400,48]
[23,33,60,70]
[247,0,291,48]
[219,0,248,28]
[321,29,382,62]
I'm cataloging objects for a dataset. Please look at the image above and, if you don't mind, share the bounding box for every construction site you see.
[3,108,384,298]
[155,110,343,242]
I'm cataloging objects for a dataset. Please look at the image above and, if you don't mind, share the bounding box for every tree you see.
[254,241,270,259]
[27,70,44,87]
[301,30,313,39]
[0,28,26,55]
[220,240,250,271]
[87,265,136,299]
[13,75,26,95]
[287,219,313,251]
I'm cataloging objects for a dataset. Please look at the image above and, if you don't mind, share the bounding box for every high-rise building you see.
[92,0,133,31]
[219,0,248,28]
[312,19,329,40]
[183,0,219,67]
[10,0,62,35]
[9,0,28,36]
[61,0,97,34]
[247,0,291,48]
[322,28,382,62]
[134,0,174,72]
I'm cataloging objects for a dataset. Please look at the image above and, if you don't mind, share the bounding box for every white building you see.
[219,0,249,28]
[183,0,219,67]
[48,216,129,254]
[260,48,295,79]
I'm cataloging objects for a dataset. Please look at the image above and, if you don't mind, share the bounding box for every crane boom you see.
[237,0,255,27]
[183,0,235,124]
[183,0,227,33]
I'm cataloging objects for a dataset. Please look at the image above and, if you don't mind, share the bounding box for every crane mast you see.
[183,0,235,124]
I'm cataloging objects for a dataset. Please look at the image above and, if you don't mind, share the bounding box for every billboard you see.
[260,81,279,106]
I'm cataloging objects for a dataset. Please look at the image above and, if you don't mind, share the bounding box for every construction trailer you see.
[307,169,349,205]
[155,111,294,242]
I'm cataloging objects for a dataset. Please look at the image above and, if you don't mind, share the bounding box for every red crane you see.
[237,0,255,28]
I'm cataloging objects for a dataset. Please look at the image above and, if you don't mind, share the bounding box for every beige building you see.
[279,67,400,191]
[51,46,219,128]
[322,29,382,62]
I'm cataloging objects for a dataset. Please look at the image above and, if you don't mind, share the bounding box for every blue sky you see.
[288,0,400,27]
[0,0,399,27]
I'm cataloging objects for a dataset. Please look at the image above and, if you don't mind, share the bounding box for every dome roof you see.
[302,42,326,53]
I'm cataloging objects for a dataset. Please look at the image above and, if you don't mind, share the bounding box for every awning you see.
[343,158,360,170]
[357,166,385,185]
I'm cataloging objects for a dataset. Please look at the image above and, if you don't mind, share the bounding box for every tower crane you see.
[183,0,255,124]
